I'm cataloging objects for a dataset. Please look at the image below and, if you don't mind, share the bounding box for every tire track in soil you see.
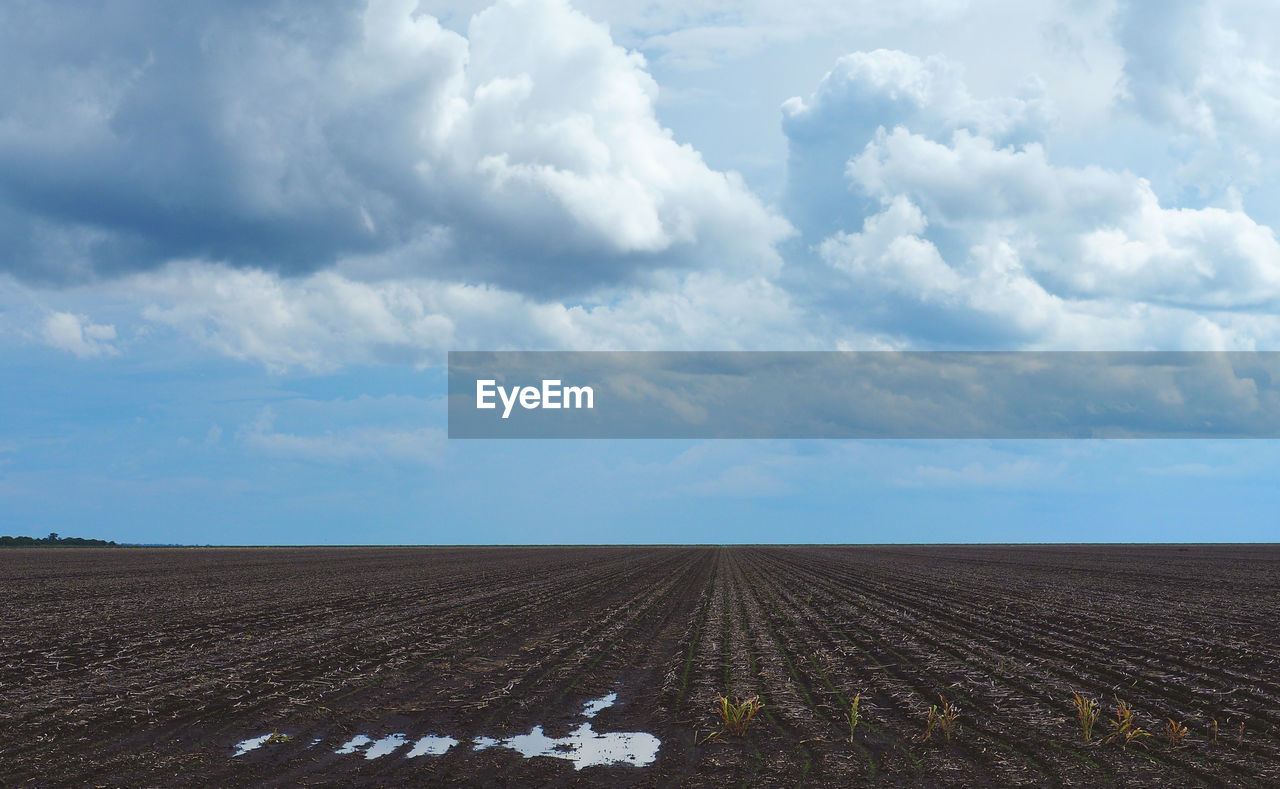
[8,549,693,785]
[859,546,1280,711]
[733,550,937,784]
[442,549,712,787]
[319,549,714,787]
[764,549,1196,786]
[857,549,1280,781]
[664,550,720,720]
[305,551,694,782]
[759,548,1241,787]
[661,547,766,787]
[694,548,772,786]
[732,552,882,781]
[854,551,1280,734]
[739,549,1030,787]
[752,548,1125,787]
[713,549,824,785]
[791,548,1272,782]
[4,550,616,725]
[841,580,1258,783]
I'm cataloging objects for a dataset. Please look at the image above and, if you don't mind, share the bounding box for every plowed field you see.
[3,545,1278,786]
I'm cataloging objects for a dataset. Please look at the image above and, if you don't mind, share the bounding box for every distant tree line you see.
[0,532,118,547]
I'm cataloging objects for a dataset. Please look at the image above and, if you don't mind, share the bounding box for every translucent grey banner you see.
[447,351,1280,439]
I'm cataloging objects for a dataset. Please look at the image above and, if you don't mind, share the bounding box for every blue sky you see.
[3,0,1280,544]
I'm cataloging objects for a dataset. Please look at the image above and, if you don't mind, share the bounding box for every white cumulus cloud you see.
[132,261,824,372]
[13,6,1280,368]
[782,48,1056,239]
[1114,0,1280,213]
[843,127,1280,308]
[0,0,789,294]
[791,49,1280,350]
[40,312,119,358]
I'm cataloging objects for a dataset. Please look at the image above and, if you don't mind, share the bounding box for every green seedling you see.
[937,696,959,742]
[1105,699,1151,749]
[922,704,938,742]
[694,729,720,746]
[1071,692,1100,743]
[847,694,862,742]
[921,696,959,743]
[1163,718,1189,748]
[717,695,764,737]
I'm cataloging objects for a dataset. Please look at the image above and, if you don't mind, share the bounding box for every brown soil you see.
[2,545,1278,786]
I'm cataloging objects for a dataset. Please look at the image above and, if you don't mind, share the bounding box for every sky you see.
[3,0,1280,544]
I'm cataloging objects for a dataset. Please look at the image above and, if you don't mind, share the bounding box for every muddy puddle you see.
[231,694,657,770]
[472,693,658,770]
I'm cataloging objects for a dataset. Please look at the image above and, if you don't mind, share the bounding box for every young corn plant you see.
[1071,692,1100,743]
[921,696,959,743]
[1163,718,1189,749]
[846,694,862,743]
[264,731,291,745]
[937,696,960,742]
[694,729,720,746]
[717,695,764,737]
[921,704,938,742]
[1070,691,1100,742]
[1105,699,1152,749]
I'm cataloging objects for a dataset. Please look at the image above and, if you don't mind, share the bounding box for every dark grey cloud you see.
[0,1,389,280]
[0,0,787,295]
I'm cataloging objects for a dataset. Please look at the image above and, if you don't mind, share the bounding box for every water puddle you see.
[479,722,659,770]
[582,692,617,718]
[336,733,409,759]
[469,693,657,770]
[406,735,459,757]
[334,734,371,754]
[233,733,285,757]
[233,693,657,770]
